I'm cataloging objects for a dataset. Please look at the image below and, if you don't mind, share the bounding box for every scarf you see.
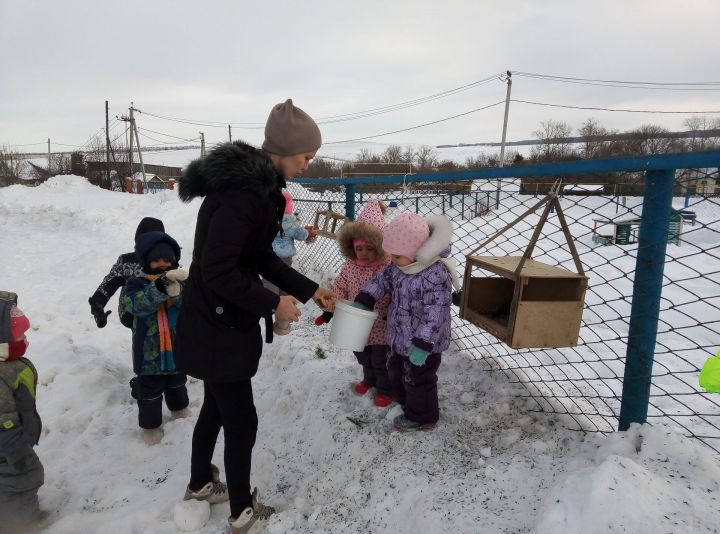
[146,274,177,372]
[398,256,462,291]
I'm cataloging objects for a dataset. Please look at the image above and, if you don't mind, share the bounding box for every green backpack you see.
[699,350,720,394]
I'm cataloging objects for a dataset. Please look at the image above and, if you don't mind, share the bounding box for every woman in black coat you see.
[175,100,335,533]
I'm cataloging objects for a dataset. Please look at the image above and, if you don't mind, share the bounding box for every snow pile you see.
[0,179,718,533]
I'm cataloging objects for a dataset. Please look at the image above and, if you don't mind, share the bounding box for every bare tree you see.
[683,115,720,151]
[402,146,416,167]
[415,145,438,170]
[530,120,575,161]
[381,145,405,164]
[356,148,381,164]
[0,147,28,185]
[578,117,609,159]
[622,124,678,155]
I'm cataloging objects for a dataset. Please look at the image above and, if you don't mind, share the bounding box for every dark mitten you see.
[154,275,168,294]
[451,290,463,307]
[89,298,111,328]
[314,311,334,326]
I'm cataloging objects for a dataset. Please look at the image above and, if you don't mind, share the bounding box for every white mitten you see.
[164,269,189,297]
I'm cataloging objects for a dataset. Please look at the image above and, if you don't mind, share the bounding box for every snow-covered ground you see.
[1,176,719,533]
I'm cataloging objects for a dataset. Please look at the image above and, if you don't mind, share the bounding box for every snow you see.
[1,176,719,533]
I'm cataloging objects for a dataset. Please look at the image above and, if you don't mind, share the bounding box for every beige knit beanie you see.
[261,99,322,156]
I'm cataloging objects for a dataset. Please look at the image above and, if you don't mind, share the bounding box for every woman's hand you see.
[313,287,339,311]
[275,295,301,323]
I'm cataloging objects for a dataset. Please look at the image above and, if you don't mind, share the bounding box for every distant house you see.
[679,168,718,196]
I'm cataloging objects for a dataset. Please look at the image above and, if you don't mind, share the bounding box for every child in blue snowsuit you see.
[122,231,190,443]
[267,191,312,335]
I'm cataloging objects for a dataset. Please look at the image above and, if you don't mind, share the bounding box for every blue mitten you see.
[351,302,370,311]
[408,346,430,366]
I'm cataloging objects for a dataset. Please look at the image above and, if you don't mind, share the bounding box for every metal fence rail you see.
[291,151,720,453]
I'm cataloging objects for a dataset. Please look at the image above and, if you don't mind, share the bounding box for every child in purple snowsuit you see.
[355,213,460,431]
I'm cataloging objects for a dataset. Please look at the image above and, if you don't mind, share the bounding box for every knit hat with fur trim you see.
[262,99,322,156]
[382,212,430,262]
[336,200,388,261]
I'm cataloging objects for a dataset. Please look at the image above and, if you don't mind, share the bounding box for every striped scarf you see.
[147,275,176,372]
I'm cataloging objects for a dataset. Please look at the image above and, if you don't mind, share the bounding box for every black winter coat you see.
[174,141,318,382]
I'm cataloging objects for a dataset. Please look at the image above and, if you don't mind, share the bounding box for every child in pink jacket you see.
[315,200,393,407]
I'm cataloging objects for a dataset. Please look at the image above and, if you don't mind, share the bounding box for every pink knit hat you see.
[382,212,429,261]
[282,191,294,214]
[356,200,386,232]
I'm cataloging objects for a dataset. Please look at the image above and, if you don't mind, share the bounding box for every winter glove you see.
[408,345,430,366]
[89,298,111,328]
[314,311,334,326]
[156,269,189,297]
[451,290,463,307]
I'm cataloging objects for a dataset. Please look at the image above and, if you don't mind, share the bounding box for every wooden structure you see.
[312,209,348,239]
[460,187,588,348]
[592,209,683,246]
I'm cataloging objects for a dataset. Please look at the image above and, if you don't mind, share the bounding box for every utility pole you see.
[200,132,206,158]
[128,103,134,185]
[130,104,147,187]
[105,100,111,188]
[47,139,51,177]
[496,70,512,208]
[228,124,232,143]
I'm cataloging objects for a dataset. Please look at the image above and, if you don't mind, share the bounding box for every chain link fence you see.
[290,155,720,453]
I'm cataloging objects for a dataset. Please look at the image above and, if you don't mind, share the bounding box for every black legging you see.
[189,379,257,517]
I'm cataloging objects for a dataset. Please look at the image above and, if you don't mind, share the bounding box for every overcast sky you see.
[2,0,719,158]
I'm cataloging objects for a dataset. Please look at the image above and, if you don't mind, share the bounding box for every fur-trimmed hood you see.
[415,215,453,263]
[336,200,388,261]
[178,141,284,202]
[336,221,388,261]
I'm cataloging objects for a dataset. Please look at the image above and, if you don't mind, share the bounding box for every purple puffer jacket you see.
[356,215,454,356]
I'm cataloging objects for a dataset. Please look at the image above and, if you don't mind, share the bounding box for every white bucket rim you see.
[335,299,378,319]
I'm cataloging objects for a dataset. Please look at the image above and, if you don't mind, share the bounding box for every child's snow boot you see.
[183,464,229,504]
[171,407,192,419]
[392,414,437,432]
[352,380,372,395]
[373,392,395,408]
[228,488,275,534]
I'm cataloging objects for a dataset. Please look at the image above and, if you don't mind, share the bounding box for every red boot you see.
[373,392,396,408]
[352,381,372,395]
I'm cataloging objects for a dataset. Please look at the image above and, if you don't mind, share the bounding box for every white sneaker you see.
[183,464,228,504]
[228,488,275,534]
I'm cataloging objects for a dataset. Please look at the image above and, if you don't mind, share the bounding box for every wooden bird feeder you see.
[460,187,588,349]
[312,209,348,240]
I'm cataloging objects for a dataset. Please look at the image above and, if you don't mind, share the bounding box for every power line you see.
[135,73,504,129]
[514,71,720,90]
[137,126,198,142]
[512,99,720,114]
[324,101,505,144]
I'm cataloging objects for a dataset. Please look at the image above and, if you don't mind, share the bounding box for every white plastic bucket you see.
[329,300,378,352]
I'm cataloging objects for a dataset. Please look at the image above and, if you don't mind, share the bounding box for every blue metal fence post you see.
[345,184,356,220]
[618,168,675,431]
